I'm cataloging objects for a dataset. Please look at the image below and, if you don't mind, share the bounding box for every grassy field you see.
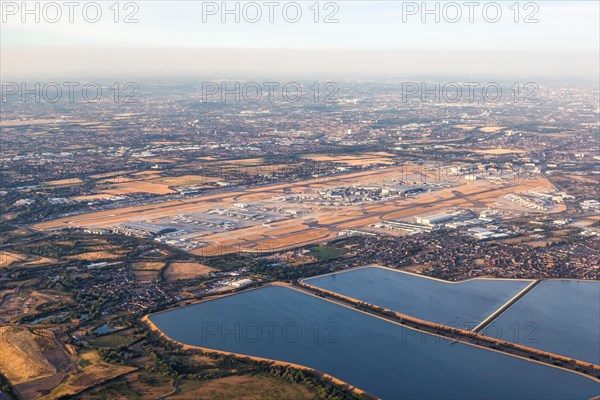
[307,245,347,261]
[173,374,316,400]
[79,379,142,400]
[0,251,25,267]
[131,262,166,271]
[78,371,173,399]
[78,373,316,400]
[42,349,136,400]
[89,333,139,349]
[164,262,216,281]
[132,269,160,281]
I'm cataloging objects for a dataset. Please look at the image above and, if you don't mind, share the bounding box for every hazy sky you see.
[1,1,599,79]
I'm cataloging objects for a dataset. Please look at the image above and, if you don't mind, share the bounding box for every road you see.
[472,279,542,333]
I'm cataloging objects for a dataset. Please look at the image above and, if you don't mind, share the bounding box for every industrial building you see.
[230,278,254,288]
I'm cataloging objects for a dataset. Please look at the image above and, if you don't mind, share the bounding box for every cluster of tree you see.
[5,196,86,225]
[98,348,132,365]
[248,259,340,281]
[268,364,371,400]
[0,222,17,234]
[0,372,15,398]
[142,344,179,379]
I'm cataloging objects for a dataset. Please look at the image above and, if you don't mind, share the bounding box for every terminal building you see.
[416,213,457,226]
[113,222,175,238]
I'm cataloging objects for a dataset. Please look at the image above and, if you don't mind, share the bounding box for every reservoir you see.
[148,286,599,399]
[302,266,532,328]
[486,279,600,365]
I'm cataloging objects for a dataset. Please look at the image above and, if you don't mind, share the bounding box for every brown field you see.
[495,236,534,245]
[172,375,316,400]
[572,218,598,228]
[142,157,179,163]
[401,264,425,273]
[43,178,84,186]
[131,262,166,271]
[527,240,559,247]
[79,371,315,400]
[148,175,223,187]
[99,181,176,195]
[41,349,136,400]
[0,119,77,127]
[454,124,477,131]
[0,326,61,385]
[164,262,216,281]
[0,326,76,399]
[302,152,395,166]
[1,212,18,221]
[0,251,25,267]
[97,174,224,195]
[473,149,527,155]
[0,289,72,324]
[222,157,265,165]
[119,371,174,398]
[36,165,562,256]
[89,170,132,179]
[563,174,600,184]
[72,194,117,202]
[22,256,56,266]
[478,126,505,133]
[247,164,300,175]
[132,170,162,177]
[132,270,160,281]
[68,251,123,261]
